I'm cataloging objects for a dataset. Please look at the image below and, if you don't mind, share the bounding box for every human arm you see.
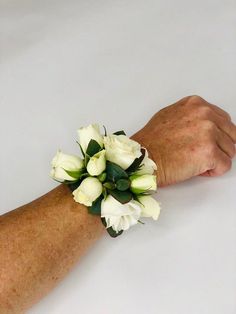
[134,95,236,186]
[0,95,235,313]
[0,184,105,313]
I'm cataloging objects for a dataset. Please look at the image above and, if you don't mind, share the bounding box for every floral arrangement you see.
[50,124,161,237]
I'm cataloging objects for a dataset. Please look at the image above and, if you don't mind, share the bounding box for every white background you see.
[1,0,236,313]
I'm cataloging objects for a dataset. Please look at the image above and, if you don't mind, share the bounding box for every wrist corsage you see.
[50,124,161,237]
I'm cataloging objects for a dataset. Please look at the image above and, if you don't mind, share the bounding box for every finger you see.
[211,111,236,143]
[206,147,232,177]
[199,170,212,177]
[216,128,236,158]
[206,101,232,121]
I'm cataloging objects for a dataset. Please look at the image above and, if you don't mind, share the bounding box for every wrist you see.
[50,123,162,237]
[131,129,166,187]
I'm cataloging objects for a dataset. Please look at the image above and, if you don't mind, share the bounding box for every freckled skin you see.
[132,95,236,186]
[0,185,105,313]
[0,95,235,313]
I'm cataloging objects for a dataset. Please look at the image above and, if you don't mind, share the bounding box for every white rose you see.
[136,148,157,175]
[87,150,106,176]
[104,134,142,170]
[101,195,142,233]
[130,174,157,194]
[138,195,161,220]
[78,124,103,153]
[72,177,103,206]
[50,150,84,182]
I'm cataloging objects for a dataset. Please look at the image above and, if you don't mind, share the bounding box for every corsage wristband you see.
[50,124,161,237]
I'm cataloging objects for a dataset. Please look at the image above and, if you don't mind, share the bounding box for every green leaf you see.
[116,178,130,191]
[103,182,116,190]
[132,193,142,203]
[67,180,82,192]
[80,172,90,179]
[113,130,126,136]
[62,172,88,190]
[102,186,107,199]
[84,154,89,167]
[126,148,146,173]
[89,195,103,215]
[98,172,106,182]
[101,217,123,238]
[109,189,133,204]
[86,139,101,157]
[63,168,83,179]
[76,141,85,157]
[106,227,123,237]
[106,161,128,182]
[103,125,107,136]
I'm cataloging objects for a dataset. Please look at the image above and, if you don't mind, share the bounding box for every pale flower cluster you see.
[50,124,161,234]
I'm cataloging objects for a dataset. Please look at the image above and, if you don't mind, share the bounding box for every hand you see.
[132,95,236,187]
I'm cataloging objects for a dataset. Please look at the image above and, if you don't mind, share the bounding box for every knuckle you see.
[187,95,204,105]
[189,95,203,101]
[208,142,218,156]
[227,158,233,170]
[231,145,236,157]
[225,141,236,158]
[185,96,213,118]
[212,153,232,176]
[220,158,232,174]
[201,119,216,132]
[197,105,212,118]
[202,142,217,164]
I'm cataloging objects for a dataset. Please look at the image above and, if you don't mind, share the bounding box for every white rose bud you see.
[77,124,103,153]
[138,195,161,220]
[130,174,157,194]
[136,148,157,175]
[87,150,106,176]
[50,150,84,182]
[101,195,142,233]
[72,177,103,206]
[104,134,142,170]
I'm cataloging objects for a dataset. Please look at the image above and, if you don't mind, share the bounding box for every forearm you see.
[1,95,235,313]
[0,184,105,313]
[0,129,143,313]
